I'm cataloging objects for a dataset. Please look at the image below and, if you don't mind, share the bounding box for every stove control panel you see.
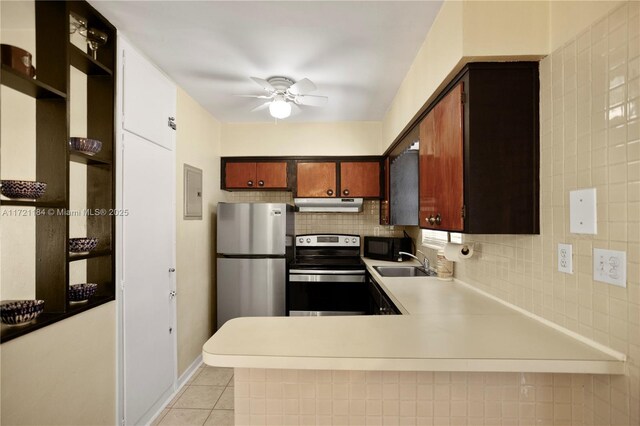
[296,234,360,247]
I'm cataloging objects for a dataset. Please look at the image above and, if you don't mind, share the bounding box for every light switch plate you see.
[593,248,626,287]
[570,188,597,234]
[558,243,573,274]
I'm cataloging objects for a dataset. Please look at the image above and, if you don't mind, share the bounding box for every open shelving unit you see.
[1,0,116,343]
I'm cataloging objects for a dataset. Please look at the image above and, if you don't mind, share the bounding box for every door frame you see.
[115,34,178,426]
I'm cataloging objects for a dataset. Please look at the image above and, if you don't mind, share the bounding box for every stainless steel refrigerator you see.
[216,202,295,328]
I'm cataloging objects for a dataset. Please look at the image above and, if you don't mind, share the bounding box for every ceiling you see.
[91,1,443,123]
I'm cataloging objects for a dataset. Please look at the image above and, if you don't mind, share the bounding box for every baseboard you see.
[178,354,204,387]
[145,355,204,425]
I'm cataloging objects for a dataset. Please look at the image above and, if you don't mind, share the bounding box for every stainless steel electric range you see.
[287,234,368,316]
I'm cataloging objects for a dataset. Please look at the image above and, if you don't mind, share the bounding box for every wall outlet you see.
[593,248,626,287]
[558,243,573,274]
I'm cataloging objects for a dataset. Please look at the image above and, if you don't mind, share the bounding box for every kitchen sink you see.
[373,266,435,277]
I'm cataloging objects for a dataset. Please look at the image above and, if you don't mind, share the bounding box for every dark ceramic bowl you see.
[1,180,47,200]
[69,137,102,156]
[69,283,98,302]
[69,237,98,253]
[0,300,45,325]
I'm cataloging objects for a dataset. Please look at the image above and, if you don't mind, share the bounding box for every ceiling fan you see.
[240,76,328,119]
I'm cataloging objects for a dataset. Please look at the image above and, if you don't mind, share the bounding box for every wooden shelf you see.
[0,199,66,208]
[69,249,111,262]
[69,45,112,76]
[70,151,112,166]
[1,65,66,99]
[1,1,116,343]
[0,294,114,343]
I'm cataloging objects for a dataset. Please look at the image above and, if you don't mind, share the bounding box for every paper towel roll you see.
[444,243,474,261]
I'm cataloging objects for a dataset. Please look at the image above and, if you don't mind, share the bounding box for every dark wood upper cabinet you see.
[256,162,287,188]
[297,162,337,197]
[225,162,256,188]
[416,62,539,234]
[224,161,288,189]
[340,161,380,198]
[379,157,390,225]
[419,83,464,231]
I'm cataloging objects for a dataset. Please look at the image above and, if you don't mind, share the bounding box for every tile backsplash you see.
[225,191,403,238]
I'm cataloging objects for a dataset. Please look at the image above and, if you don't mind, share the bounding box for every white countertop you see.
[202,258,625,374]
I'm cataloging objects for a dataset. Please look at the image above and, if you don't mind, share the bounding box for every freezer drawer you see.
[217,202,293,255]
[217,257,286,328]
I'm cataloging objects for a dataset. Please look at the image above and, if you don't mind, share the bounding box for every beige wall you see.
[175,88,224,376]
[462,1,548,58]
[0,303,116,425]
[381,0,464,151]
[550,0,624,51]
[221,121,381,157]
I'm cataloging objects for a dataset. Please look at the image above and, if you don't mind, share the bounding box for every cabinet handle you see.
[247,180,254,187]
[258,180,264,187]
[435,214,442,225]
[427,215,435,225]
[327,189,334,196]
[343,189,350,196]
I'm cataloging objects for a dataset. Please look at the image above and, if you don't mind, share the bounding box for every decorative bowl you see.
[69,137,102,156]
[1,44,36,78]
[0,300,45,325]
[69,283,98,302]
[69,237,98,254]
[0,180,47,200]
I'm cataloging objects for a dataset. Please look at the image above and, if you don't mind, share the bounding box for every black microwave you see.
[363,236,413,261]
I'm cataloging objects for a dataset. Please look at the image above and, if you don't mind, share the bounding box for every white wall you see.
[175,89,224,376]
[221,121,381,156]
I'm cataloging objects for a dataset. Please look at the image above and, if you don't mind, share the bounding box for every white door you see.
[120,39,177,426]
[123,132,175,425]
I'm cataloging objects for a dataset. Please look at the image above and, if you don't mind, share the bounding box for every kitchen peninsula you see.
[203,258,625,424]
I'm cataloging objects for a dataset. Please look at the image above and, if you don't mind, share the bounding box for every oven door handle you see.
[288,269,365,275]
[288,275,366,282]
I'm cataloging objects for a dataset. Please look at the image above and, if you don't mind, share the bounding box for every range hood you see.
[294,198,363,213]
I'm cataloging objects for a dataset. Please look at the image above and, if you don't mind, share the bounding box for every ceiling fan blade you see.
[250,77,275,92]
[235,94,273,99]
[288,78,316,95]
[251,101,271,112]
[295,94,328,107]
[290,102,302,116]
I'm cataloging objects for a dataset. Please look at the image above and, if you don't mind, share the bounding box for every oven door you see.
[287,269,368,316]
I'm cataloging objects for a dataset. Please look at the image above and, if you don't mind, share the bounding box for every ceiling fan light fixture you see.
[269,98,291,119]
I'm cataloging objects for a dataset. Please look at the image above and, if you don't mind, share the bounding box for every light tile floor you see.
[151,365,234,426]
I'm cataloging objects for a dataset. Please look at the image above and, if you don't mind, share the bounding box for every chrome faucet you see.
[398,250,430,271]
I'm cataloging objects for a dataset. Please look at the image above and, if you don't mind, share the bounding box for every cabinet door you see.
[340,161,380,198]
[122,45,176,150]
[256,162,288,188]
[296,162,337,197]
[225,162,257,188]
[419,83,464,231]
[380,157,390,224]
